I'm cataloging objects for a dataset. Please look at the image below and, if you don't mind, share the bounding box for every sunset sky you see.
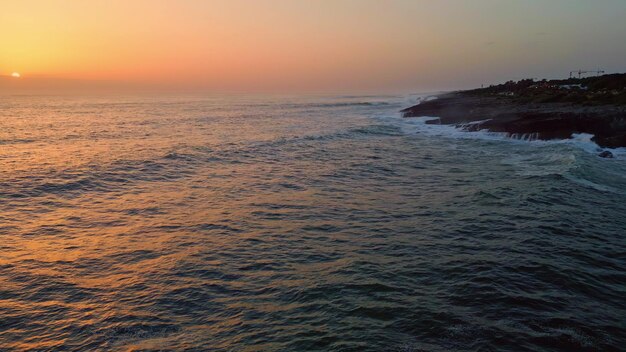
[1,0,625,94]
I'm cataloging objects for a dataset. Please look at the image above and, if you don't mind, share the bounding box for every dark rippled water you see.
[1,95,625,351]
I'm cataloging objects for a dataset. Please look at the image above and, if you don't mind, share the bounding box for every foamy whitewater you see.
[1,94,624,351]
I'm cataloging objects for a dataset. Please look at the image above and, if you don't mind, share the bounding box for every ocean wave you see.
[392,115,626,159]
[381,108,626,196]
[286,101,395,109]
[0,153,198,199]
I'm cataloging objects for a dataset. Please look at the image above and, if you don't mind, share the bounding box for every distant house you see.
[530,82,557,89]
[559,84,587,90]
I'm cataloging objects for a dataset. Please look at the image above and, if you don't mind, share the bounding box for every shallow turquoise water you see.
[0,95,624,351]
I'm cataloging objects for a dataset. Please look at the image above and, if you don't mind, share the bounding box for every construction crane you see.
[569,70,605,79]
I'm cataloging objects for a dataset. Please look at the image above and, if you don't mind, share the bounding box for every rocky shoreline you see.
[401,74,626,155]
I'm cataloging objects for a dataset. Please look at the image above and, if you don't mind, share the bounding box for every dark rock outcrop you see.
[402,92,626,148]
[598,150,614,158]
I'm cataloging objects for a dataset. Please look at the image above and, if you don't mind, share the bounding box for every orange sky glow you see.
[1,0,625,94]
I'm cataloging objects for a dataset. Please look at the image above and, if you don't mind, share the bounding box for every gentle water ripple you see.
[0,95,625,351]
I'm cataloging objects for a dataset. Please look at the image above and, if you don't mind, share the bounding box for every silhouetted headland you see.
[402,74,626,155]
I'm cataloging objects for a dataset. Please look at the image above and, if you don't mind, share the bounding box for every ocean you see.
[0,94,624,351]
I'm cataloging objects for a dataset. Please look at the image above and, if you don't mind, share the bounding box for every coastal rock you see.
[402,74,626,148]
[598,150,614,158]
[402,93,626,148]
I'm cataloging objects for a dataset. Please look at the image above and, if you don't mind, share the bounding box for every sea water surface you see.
[0,94,624,351]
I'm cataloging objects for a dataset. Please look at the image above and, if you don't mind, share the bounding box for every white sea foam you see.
[380,109,626,160]
[372,98,626,193]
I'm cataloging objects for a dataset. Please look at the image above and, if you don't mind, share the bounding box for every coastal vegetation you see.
[467,73,626,105]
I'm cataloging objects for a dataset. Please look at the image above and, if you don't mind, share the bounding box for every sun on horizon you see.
[3,0,624,94]
[11,72,21,78]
